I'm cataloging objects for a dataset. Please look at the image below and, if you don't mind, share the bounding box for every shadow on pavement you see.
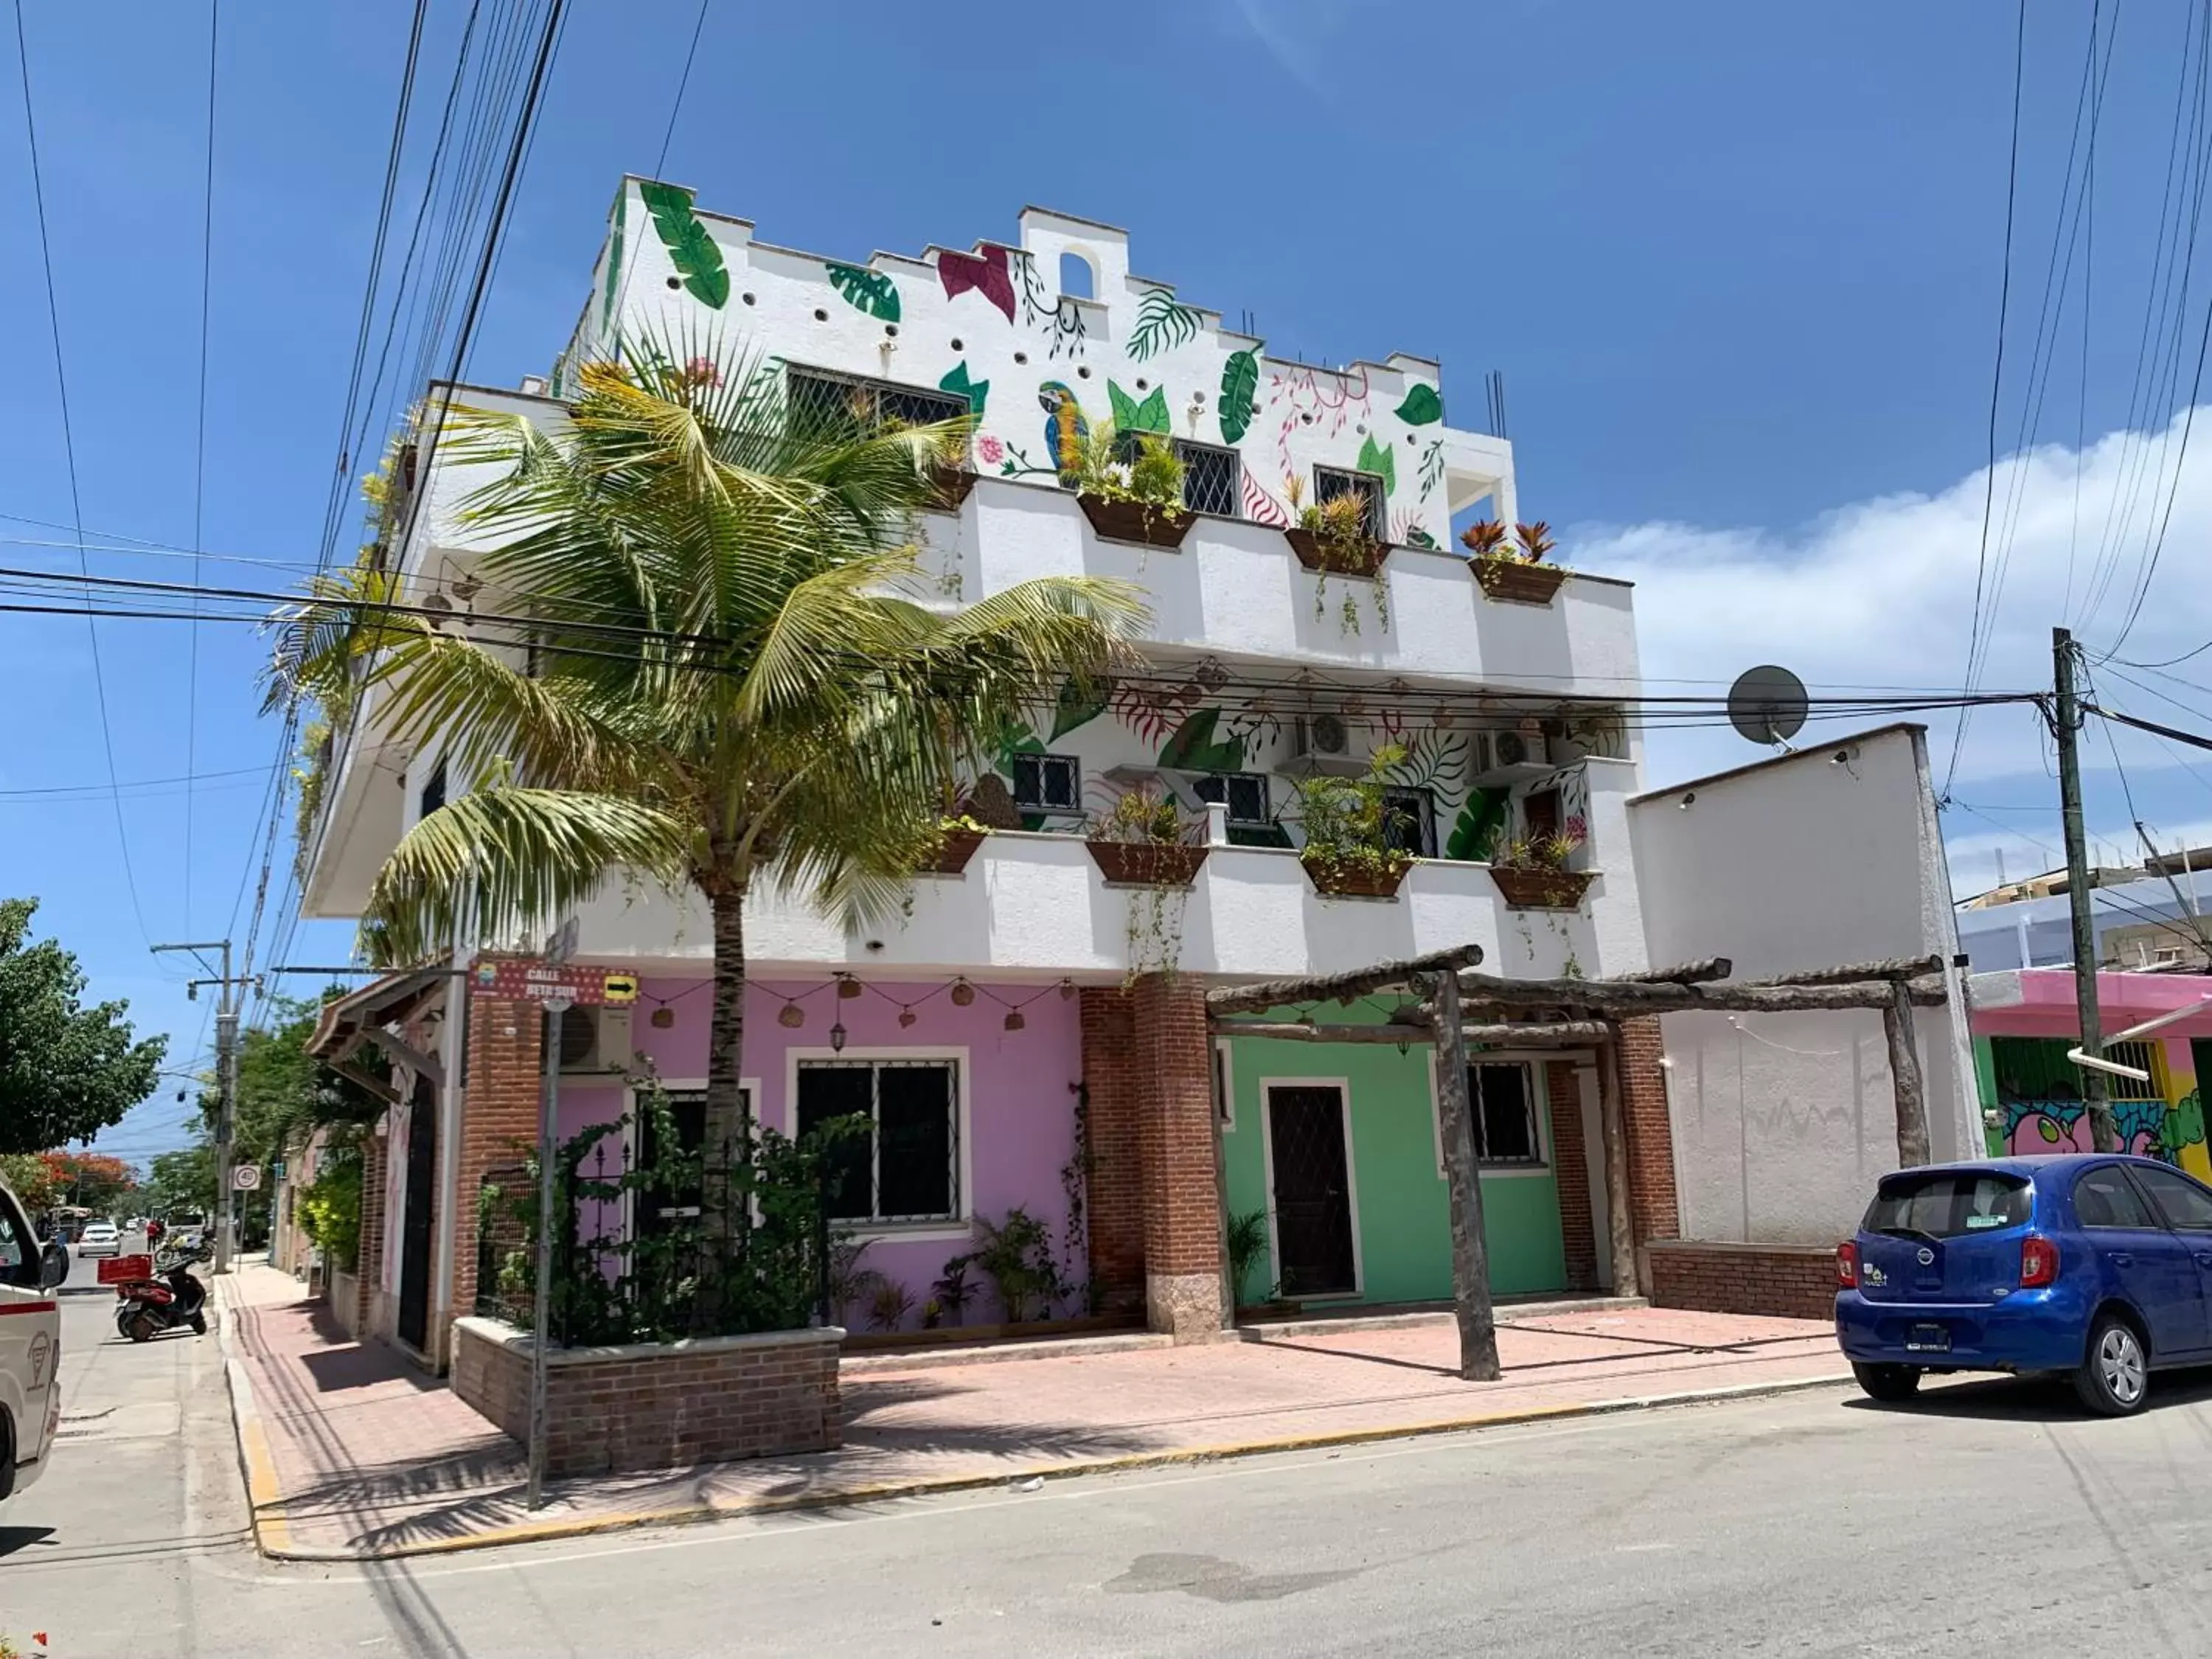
[0,1526,57,1559]
[1842,1365,2212,1421]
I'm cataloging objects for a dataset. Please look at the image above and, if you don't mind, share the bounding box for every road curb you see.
[246,1368,1854,1563]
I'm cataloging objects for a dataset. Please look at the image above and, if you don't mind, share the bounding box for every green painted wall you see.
[1219,1008,1570,1306]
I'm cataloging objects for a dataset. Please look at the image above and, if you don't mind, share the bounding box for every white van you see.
[0,1172,66,1500]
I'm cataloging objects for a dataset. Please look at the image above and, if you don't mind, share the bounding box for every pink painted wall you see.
[559,978,1087,1331]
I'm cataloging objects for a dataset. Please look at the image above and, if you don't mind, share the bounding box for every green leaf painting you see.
[939,360,989,417]
[1388,731,1469,799]
[1417,438,1447,502]
[1048,678,1108,742]
[638,181,728,309]
[600,184,627,332]
[1108,379,1170,434]
[1219,351,1261,445]
[1445,787,1511,862]
[1395,383,1444,425]
[1127,289,1201,361]
[825,262,901,321]
[1357,433,1399,495]
[995,720,1049,831]
[1157,708,1245,774]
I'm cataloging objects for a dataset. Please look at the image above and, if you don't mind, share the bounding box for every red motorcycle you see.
[106,1240,211,1342]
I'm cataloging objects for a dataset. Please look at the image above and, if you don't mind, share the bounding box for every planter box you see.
[1301,858,1409,899]
[1488,866,1597,911]
[1284,527,1391,580]
[330,1268,361,1340]
[925,466,978,513]
[1471,559,1569,605]
[451,1316,843,1478]
[1077,494,1197,549]
[1085,840,1210,887]
[921,827,987,876]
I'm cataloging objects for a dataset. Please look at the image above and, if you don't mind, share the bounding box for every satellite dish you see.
[1727,665,1809,748]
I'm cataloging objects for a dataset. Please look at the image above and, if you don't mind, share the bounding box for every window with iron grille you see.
[1175,439,1240,517]
[796,1060,959,1223]
[1313,465,1388,540]
[1382,787,1434,858]
[1012,752,1082,813]
[1992,1035,2165,1102]
[417,759,448,823]
[785,365,967,439]
[1192,771,1269,826]
[1465,1062,1543,1164]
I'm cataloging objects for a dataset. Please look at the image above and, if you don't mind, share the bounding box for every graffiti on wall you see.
[1998,1096,2173,1161]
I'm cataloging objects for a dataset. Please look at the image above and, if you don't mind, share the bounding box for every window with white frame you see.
[1313,465,1387,540]
[1468,1062,1543,1165]
[795,1059,959,1222]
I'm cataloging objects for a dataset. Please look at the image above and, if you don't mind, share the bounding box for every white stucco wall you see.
[1626,725,1975,1244]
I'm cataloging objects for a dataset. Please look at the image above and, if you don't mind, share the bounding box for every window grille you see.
[1192,771,1269,826]
[1382,787,1434,858]
[1466,1062,1543,1164]
[1314,465,1388,540]
[1175,439,1241,517]
[1012,753,1082,813]
[796,1059,959,1223]
[786,365,967,439]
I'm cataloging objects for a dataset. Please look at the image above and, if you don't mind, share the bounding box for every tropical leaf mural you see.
[1127,289,1202,361]
[1108,380,1170,434]
[824,262,901,321]
[939,360,989,417]
[1445,787,1512,862]
[1158,708,1245,773]
[1416,438,1447,501]
[939,244,1017,321]
[1220,350,1261,445]
[1394,383,1444,425]
[638,181,728,309]
[600,185,628,332]
[1048,678,1108,742]
[1357,433,1399,495]
[1388,731,1470,799]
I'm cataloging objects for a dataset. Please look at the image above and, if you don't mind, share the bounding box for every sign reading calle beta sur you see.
[472,957,641,1007]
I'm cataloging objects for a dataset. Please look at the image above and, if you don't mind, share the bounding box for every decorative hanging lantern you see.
[650,1006,675,1029]
[950,978,976,1007]
[1004,1009,1025,1033]
[898,1006,917,1029]
[778,1002,805,1029]
[1059,978,1077,1001]
[830,1020,849,1054]
[837,974,863,1001]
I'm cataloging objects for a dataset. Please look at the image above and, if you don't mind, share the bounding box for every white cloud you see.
[1579,409,2212,794]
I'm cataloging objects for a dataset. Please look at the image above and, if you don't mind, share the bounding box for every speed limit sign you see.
[232,1165,262,1191]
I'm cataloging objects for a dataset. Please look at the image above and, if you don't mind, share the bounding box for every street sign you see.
[472,958,641,1006]
[232,1165,262,1191]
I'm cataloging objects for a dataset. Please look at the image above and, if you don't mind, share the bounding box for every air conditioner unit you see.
[557,1004,633,1074]
[1473,729,1551,777]
[1290,712,1366,776]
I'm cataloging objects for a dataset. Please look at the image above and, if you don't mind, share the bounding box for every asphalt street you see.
[8,1257,2212,1657]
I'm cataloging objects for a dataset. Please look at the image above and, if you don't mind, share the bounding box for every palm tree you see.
[271,335,1147,1161]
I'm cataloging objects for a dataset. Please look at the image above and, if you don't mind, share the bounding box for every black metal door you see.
[397,1079,437,1350]
[1267,1085,1356,1297]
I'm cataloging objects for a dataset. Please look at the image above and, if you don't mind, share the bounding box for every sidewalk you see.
[217,1262,1847,1561]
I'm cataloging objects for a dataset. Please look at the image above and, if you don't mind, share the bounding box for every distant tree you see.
[144,1142,215,1219]
[40,1150,137,1214]
[223,994,386,1165]
[0,897,166,1153]
[0,1152,55,1211]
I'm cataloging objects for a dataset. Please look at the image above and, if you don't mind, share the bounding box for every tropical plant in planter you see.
[1085,783,1206,980]
[1070,423,1194,548]
[920,813,992,877]
[1464,518,1569,605]
[1283,480,1390,634]
[1293,744,1414,898]
[1487,827,1595,910]
[1225,1208,1273,1309]
[883,414,976,513]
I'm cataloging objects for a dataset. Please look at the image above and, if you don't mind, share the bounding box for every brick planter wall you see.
[1545,1061,1599,1291]
[1646,1239,1839,1322]
[330,1269,361,1340]
[451,1317,844,1478]
[450,975,544,1347]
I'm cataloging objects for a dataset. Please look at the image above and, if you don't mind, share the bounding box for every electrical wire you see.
[655,0,709,177]
[11,0,158,951]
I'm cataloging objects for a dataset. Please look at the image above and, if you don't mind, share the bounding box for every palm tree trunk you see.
[706,883,751,1158]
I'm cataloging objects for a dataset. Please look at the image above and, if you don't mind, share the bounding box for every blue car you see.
[1835,1154,2212,1415]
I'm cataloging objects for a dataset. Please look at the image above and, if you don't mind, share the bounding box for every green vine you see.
[1060,1088,1096,1314]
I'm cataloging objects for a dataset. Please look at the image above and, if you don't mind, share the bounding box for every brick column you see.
[1617,1015,1680,1288]
[1079,990,1145,1313]
[1545,1061,1599,1292]
[1129,975,1222,1341]
[448,976,544,1342]
[355,1130,389,1337]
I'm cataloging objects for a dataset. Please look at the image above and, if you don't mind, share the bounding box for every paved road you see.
[10,1272,2212,1655]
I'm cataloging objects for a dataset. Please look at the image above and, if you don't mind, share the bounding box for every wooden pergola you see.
[1207,945,1948,1380]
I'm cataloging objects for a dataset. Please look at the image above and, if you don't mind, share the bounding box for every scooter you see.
[114,1239,211,1341]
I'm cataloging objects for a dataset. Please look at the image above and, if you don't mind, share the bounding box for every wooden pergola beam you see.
[1449,972,1948,1017]
[1206,944,1486,1015]
[1209,1018,1610,1047]
[1751,954,1947,987]
[1613,958,1733,984]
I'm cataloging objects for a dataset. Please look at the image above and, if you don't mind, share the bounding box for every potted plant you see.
[1084,783,1209,886]
[1225,1208,1273,1312]
[884,414,977,513]
[1465,518,1568,605]
[921,813,992,877]
[1071,424,1196,549]
[1285,490,1391,580]
[1292,745,1414,898]
[1487,828,1595,910]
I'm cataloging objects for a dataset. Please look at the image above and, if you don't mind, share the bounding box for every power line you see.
[655,0,709,177]
[11,0,157,951]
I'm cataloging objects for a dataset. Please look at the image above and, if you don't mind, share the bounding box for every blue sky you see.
[6,0,2212,1163]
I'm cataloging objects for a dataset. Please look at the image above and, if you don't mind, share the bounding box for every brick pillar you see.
[356,1130,389,1337]
[1617,1015,1679,1289]
[1079,990,1145,1313]
[448,976,544,1341]
[1129,975,1222,1341]
[1545,1060,1599,1292]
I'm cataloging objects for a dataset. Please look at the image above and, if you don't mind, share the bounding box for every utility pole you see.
[153,939,258,1272]
[2051,628,2118,1152]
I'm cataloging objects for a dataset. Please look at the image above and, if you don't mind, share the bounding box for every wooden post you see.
[1431,970,1500,1381]
[1596,1030,1638,1296]
[1883,981,1931,1167]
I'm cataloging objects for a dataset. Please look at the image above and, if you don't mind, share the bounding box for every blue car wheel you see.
[2074,1313,2149,1416]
